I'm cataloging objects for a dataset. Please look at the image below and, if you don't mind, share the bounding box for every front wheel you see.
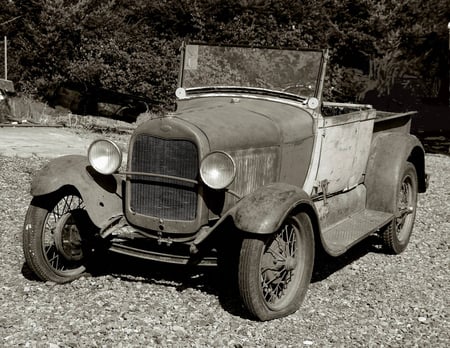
[23,188,99,283]
[238,212,314,321]
[382,162,418,254]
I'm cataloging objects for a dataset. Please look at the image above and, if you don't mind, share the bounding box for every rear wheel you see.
[382,162,418,254]
[23,188,99,283]
[238,212,314,321]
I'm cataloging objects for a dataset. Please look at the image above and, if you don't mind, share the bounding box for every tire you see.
[23,188,99,283]
[382,162,418,254]
[238,212,314,321]
[216,229,241,297]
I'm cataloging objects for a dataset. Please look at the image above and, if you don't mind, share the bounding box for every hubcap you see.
[54,212,84,262]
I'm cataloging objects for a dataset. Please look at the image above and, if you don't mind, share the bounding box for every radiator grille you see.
[129,135,198,221]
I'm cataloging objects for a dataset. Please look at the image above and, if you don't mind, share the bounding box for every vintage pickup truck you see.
[23,43,427,321]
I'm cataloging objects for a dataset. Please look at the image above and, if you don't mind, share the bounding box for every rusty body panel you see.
[176,96,315,151]
[315,184,367,230]
[374,111,414,134]
[30,155,123,229]
[225,182,317,234]
[123,96,316,229]
[177,96,315,190]
[315,109,376,194]
[365,131,426,213]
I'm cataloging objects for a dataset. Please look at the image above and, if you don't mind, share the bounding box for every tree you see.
[364,0,450,100]
[1,0,449,109]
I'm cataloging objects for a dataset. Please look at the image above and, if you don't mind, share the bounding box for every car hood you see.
[174,96,314,151]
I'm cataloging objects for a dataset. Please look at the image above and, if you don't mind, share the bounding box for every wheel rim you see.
[54,212,84,262]
[396,174,415,242]
[41,194,87,276]
[259,218,304,310]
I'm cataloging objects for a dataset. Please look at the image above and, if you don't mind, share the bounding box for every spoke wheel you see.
[238,212,314,321]
[382,162,418,254]
[23,188,97,283]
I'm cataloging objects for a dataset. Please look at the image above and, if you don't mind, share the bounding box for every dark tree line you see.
[1,0,449,111]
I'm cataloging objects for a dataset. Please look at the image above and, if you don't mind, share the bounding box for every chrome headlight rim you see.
[88,139,122,175]
[200,151,236,190]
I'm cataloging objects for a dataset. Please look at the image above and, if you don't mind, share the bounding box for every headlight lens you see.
[88,139,122,175]
[200,151,236,189]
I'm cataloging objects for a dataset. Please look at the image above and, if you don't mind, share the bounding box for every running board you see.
[321,209,393,256]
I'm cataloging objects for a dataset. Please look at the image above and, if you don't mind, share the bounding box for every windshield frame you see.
[178,42,328,103]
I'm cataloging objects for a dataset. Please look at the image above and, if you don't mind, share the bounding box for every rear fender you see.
[227,183,319,234]
[31,155,123,229]
[365,132,426,213]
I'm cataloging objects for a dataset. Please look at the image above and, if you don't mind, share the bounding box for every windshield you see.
[180,44,324,98]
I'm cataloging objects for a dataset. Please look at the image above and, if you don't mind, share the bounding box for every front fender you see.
[31,155,123,229]
[227,183,317,234]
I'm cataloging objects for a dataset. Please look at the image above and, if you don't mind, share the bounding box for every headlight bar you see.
[120,171,198,185]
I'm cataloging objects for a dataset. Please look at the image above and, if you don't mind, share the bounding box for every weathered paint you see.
[218,147,280,215]
[365,132,426,213]
[315,110,376,194]
[175,95,316,193]
[374,111,415,134]
[302,114,322,195]
[225,182,316,234]
[279,137,315,189]
[31,155,123,229]
[135,96,316,224]
[176,96,315,152]
[314,184,366,230]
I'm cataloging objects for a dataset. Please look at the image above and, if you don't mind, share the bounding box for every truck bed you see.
[321,101,416,134]
[374,110,417,133]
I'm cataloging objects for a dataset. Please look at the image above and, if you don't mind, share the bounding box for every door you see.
[315,110,376,195]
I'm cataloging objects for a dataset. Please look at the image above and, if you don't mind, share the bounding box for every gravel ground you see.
[0,154,448,347]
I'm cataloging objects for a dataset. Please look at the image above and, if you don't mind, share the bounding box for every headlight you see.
[88,139,122,175]
[200,151,236,189]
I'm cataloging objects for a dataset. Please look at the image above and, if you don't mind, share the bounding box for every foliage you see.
[1,0,449,110]
[365,0,450,98]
